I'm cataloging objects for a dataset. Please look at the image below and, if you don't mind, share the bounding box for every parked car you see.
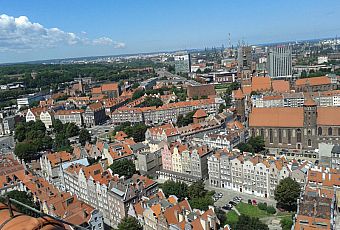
[248,199,252,205]
[233,196,242,202]
[222,204,233,210]
[229,201,237,206]
[213,197,219,202]
[217,193,223,198]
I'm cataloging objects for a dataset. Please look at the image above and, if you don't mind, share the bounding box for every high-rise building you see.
[267,45,292,79]
[237,46,252,71]
[174,52,191,73]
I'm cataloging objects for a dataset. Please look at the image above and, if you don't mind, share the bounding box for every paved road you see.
[205,184,277,208]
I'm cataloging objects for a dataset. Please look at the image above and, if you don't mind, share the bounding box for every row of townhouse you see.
[23,176,104,230]
[191,120,248,151]
[208,152,291,198]
[111,98,224,125]
[252,90,340,108]
[25,102,107,128]
[0,155,104,230]
[130,190,220,230]
[157,142,213,184]
[144,110,234,143]
[62,163,158,228]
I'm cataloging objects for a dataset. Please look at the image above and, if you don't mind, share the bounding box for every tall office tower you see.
[174,52,191,74]
[267,45,292,79]
[237,46,252,71]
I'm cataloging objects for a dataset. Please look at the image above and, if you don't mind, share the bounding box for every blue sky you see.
[1,0,340,63]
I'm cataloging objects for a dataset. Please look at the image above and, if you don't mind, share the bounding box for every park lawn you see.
[236,202,270,218]
[226,210,239,225]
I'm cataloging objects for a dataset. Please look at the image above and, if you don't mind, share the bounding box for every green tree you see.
[109,159,136,178]
[3,191,39,215]
[117,216,142,230]
[248,136,265,153]
[274,177,301,212]
[219,104,226,113]
[188,180,206,198]
[124,123,147,142]
[53,133,72,152]
[232,215,269,230]
[215,207,227,227]
[79,128,91,146]
[236,142,254,153]
[281,216,293,230]
[65,122,79,137]
[14,122,26,142]
[14,142,38,161]
[53,119,64,133]
[189,195,214,211]
[176,110,196,127]
[162,180,188,201]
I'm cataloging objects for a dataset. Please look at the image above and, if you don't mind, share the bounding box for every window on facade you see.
[318,127,322,136]
[278,129,282,143]
[328,127,333,136]
[297,129,302,143]
[269,129,273,143]
[338,128,340,136]
[308,139,312,147]
[260,128,264,138]
[287,129,291,144]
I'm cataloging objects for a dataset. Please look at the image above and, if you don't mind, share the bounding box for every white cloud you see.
[0,14,125,52]
[93,37,126,48]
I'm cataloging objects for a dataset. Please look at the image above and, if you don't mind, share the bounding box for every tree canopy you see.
[79,128,91,146]
[114,122,147,142]
[162,180,188,201]
[232,214,269,230]
[117,217,143,230]
[14,121,52,161]
[236,136,265,153]
[109,159,136,178]
[176,110,196,127]
[2,191,39,215]
[274,177,301,212]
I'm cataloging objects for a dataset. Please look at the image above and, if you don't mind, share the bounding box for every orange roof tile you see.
[251,77,271,92]
[46,151,73,167]
[272,80,290,93]
[249,107,304,127]
[151,203,161,217]
[233,88,245,99]
[296,76,331,86]
[317,107,340,126]
[88,102,103,111]
[101,83,119,92]
[193,109,208,118]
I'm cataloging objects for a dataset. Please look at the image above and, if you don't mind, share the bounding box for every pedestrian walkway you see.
[233,207,241,216]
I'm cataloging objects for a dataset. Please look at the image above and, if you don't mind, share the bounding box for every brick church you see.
[248,95,340,151]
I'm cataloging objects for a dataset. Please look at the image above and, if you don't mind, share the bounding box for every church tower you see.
[234,88,245,122]
[303,93,317,149]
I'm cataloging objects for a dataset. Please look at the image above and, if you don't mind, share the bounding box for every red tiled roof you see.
[193,109,207,118]
[249,107,304,127]
[296,76,331,86]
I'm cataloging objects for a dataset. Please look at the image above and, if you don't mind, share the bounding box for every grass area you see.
[236,202,270,218]
[226,210,239,225]
[214,83,231,89]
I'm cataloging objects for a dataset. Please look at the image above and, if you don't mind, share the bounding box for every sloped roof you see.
[317,107,340,126]
[249,107,304,127]
[193,109,208,118]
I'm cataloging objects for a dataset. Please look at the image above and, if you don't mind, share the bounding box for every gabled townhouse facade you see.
[62,163,158,228]
[130,191,220,230]
[157,142,213,184]
[208,151,290,198]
